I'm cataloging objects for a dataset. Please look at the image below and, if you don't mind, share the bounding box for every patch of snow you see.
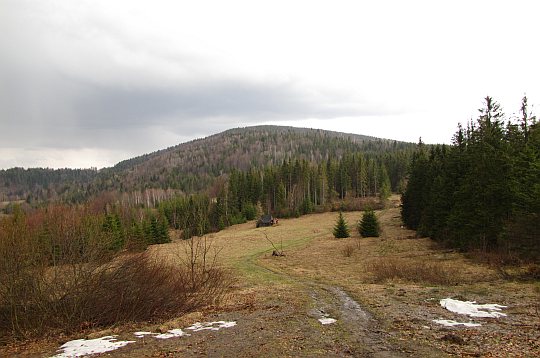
[51,336,135,358]
[318,317,337,325]
[154,329,189,339]
[52,321,237,356]
[133,331,154,338]
[433,319,482,327]
[440,298,507,318]
[186,321,237,332]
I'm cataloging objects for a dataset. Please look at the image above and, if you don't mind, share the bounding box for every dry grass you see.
[153,212,337,285]
[153,196,499,293]
[124,195,540,356]
[366,257,462,285]
[341,243,356,257]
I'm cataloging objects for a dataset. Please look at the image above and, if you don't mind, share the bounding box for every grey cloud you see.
[1,62,377,151]
[0,0,391,167]
[74,80,358,128]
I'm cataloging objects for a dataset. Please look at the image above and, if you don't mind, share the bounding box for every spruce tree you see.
[358,209,380,237]
[333,211,350,238]
[378,165,391,201]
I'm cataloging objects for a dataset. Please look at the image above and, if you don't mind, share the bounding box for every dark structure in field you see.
[257,214,276,228]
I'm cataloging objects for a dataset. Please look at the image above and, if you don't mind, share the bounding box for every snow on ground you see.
[433,319,482,327]
[51,321,237,357]
[440,298,507,318]
[318,318,337,325]
[154,329,189,339]
[133,332,153,338]
[186,321,237,332]
[51,336,136,358]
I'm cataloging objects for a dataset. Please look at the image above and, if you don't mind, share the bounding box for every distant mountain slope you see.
[112,126,379,173]
[0,125,414,202]
[0,167,98,203]
[98,126,412,192]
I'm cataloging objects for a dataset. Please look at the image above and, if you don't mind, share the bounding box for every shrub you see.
[0,210,230,341]
[358,209,380,237]
[301,198,314,214]
[242,203,257,221]
[332,197,383,212]
[228,212,247,225]
[333,211,350,238]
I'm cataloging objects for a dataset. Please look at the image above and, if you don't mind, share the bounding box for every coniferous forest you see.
[402,97,539,259]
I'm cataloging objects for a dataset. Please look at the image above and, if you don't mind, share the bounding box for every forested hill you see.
[112,126,379,173]
[0,125,415,203]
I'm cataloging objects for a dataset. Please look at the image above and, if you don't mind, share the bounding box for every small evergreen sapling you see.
[333,211,350,238]
[359,209,380,237]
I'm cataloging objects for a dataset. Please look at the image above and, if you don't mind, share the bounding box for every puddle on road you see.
[309,285,400,357]
[309,286,372,328]
[331,287,372,324]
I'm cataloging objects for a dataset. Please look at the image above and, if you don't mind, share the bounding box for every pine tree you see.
[401,140,429,229]
[155,214,171,244]
[103,213,124,251]
[358,209,380,237]
[378,165,391,201]
[333,211,350,238]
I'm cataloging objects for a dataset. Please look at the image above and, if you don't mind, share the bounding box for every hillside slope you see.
[0,126,414,202]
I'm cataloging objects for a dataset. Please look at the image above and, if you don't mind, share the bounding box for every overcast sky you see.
[1,0,539,169]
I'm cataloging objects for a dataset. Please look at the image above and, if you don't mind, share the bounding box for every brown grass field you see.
[3,196,539,357]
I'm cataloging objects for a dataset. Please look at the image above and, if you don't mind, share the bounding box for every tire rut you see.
[249,255,406,357]
[309,285,404,357]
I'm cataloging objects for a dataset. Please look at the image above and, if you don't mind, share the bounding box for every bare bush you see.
[534,284,540,319]
[77,251,227,327]
[467,249,522,267]
[177,236,232,307]
[368,258,462,285]
[332,197,383,212]
[0,212,231,341]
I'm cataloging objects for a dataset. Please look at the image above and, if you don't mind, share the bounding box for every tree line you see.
[157,151,407,239]
[402,96,539,259]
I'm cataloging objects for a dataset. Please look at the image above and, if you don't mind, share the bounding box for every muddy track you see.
[248,252,407,357]
[308,285,403,357]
